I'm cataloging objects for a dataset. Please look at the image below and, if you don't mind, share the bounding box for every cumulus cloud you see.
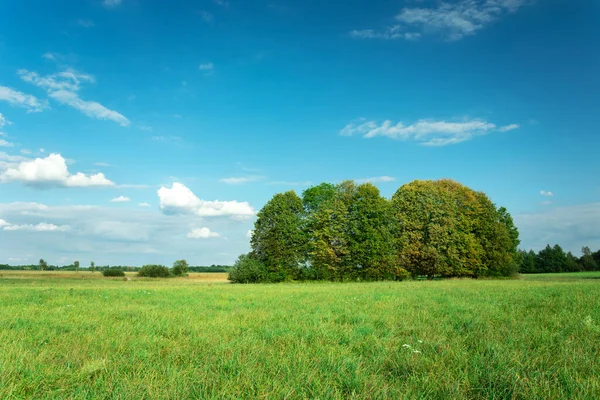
[157,182,255,218]
[340,118,519,146]
[540,190,554,197]
[18,68,130,126]
[187,227,221,239]
[352,0,531,41]
[0,153,114,188]
[0,85,48,112]
[0,139,13,148]
[219,175,264,184]
[355,176,396,183]
[111,196,130,203]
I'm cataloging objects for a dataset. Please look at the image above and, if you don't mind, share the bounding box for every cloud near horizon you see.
[157,182,255,218]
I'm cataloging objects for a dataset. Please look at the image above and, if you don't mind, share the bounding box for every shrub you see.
[138,265,171,278]
[102,268,125,277]
[228,254,270,283]
[172,259,189,276]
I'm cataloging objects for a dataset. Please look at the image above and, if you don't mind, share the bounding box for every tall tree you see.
[90,261,95,273]
[345,183,398,280]
[580,246,598,271]
[39,259,48,271]
[74,260,80,273]
[251,190,306,281]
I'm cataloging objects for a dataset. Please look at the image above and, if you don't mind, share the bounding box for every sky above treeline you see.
[0,0,598,266]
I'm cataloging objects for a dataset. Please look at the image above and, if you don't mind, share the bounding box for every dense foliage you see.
[172,259,189,276]
[518,245,599,273]
[102,268,125,277]
[237,179,520,283]
[138,265,171,278]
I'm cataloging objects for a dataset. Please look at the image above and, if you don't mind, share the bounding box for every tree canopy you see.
[242,179,520,282]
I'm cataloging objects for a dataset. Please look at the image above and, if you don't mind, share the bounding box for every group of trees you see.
[231,179,521,283]
[1,260,229,273]
[518,245,600,273]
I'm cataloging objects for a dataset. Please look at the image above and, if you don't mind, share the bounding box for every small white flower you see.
[402,344,411,348]
[413,350,421,354]
[418,340,423,343]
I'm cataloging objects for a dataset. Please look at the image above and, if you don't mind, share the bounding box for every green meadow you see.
[1,271,599,399]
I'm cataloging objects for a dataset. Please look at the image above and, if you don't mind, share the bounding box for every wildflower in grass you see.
[402,344,411,348]
[418,340,423,343]
[413,350,421,354]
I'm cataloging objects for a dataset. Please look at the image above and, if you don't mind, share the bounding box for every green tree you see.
[172,259,189,276]
[228,253,269,283]
[74,260,80,273]
[579,246,598,271]
[345,183,399,280]
[39,258,48,271]
[251,190,306,281]
[90,261,95,273]
[565,252,581,272]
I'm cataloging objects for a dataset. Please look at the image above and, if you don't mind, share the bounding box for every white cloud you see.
[111,196,130,203]
[0,85,47,112]
[103,0,122,7]
[187,227,221,239]
[0,139,13,148]
[1,219,69,232]
[515,202,600,253]
[198,11,214,23]
[49,90,130,126]
[18,68,130,126]
[219,175,264,184]
[199,63,214,75]
[138,202,151,207]
[350,27,421,40]
[157,182,255,218]
[213,0,228,7]
[20,149,32,155]
[355,176,397,183]
[0,113,7,127]
[498,124,520,132]
[340,118,518,146]
[94,162,111,167]
[0,153,114,188]
[353,0,530,41]
[19,69,95,92]
[76,19,95,28]
[540,190,554,197]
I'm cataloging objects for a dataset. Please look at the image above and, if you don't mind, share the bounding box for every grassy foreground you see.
[1,272,599,399]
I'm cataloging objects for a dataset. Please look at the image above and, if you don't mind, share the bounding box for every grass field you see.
[1,272,599,399]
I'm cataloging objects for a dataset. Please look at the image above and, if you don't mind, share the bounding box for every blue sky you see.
[0,0,598,266]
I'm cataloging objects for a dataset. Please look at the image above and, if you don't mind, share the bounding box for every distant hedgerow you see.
[138,265,171,278]
[102,268,125,277]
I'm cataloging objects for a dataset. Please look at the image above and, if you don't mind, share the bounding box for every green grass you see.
[1,272,599,399]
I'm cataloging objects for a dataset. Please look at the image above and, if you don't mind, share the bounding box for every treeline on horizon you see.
[231,179,522,283]
[518,245,600,273]
[0,264,231,273]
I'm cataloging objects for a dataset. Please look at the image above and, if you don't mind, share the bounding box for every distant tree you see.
[39,258,48,271]
[565,252,581,272]
[172,259,189,276]
[74,260,80,273]
[593,249,600,268]
[102,268,125,277]
[251,190,306,281]
[579,246,598,271]
[90,261,95,273]
[518,249,537,273]
[536,244,567,273]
